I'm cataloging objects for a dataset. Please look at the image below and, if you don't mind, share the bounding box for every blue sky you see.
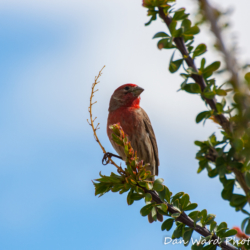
[0,0,250,249]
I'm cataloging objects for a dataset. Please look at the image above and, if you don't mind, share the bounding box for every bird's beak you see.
[132,86,144,97]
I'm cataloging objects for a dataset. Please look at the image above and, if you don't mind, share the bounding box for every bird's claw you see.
[102,152,122,165]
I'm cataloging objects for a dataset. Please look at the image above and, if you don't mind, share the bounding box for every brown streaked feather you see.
[108,107,159,178]
[139,108,160,175]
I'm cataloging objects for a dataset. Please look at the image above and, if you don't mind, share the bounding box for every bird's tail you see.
[148,209,163,223]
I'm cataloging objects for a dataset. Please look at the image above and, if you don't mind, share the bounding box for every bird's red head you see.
[108,84,144,112]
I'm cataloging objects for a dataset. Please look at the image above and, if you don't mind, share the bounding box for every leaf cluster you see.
[142,0,250,246]
[93,124,240,249]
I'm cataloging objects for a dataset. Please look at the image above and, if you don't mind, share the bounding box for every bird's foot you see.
[102,152,122,165]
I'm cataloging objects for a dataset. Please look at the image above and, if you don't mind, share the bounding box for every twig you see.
[158,6,250,205]
[87,66,126,174]
[147,190,238,250]
[158,7,231,134]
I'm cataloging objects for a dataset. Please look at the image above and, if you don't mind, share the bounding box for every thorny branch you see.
[147,190,238,250]
[158,6,250,204]
[87,66,126,175]
[158,7,231,134]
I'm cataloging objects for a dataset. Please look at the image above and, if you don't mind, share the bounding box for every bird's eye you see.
[124,86,129,90]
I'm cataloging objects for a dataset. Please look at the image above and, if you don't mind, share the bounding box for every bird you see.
[107,83,163,223]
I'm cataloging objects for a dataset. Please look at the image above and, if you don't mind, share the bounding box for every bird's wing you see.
[140,108,160,175]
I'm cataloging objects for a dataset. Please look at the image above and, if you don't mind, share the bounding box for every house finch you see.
[233,227,249,240]
[107,83,163,223]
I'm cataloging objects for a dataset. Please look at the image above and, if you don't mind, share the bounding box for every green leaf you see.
[154,178,164,184]
[216,156,226,168]
[165,186,171,202]
[169,21,177,35]
[158,186,169,202]
[217,222,227,232]
[204,214,216,225]
[200,209,209,226]
[157,38,175,50]
[192,243,204,250]
[220,229,237,237]
[221,188,233,201]
[145,182,153,190]
[230,194,247,208]
[215,89,227,96]
[135,185,144,194]
[186,67,199,75]
[180,79,188,90]
[130,193,144,201]
[245,172,250,188]
[172,192,184,202]
[194,140,203,146]
[172,8,188,21]
[183,228,193,246]
[145,14,157,26]
[171,212,181,218]
[203,245,216,250]
[180,73,189,80]
[245,72,250,83]
[210,221,217,232]
[94,182,112,197]
[183,203,198,211]
[153,32,170,39]
[181,19,191,32]
[184,26,200,35]
[188,211,200,220]
[183,83,201,94]
[151,206,157,221]
[161,203,168,212]
[196,111,211,123]
[208,168,218,178]
[203,61,221,76]
[203,91,215,99]
[180,194,190,210]
[193,44,207,58]
[241,209,250,216]
[172,224,184,239]
[140,204,153,216]
[197,159,209,173]
[188,46,194,54]
[161,218,174,231]
[216,103,224,114]
[158,186,171,202]
[233,138,244,151]
[169,59,183,73]
[241,218,249,231]
[127,189,134,205]
[153,178,164,191]
[145,193,152,202]
[246,220,250,234]
[200,58,206,70]
[111,184,124,192]
[111,134,123,146]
